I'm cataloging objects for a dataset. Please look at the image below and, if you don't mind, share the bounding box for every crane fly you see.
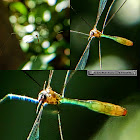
[0,70,127,139]
[71,0,133,70]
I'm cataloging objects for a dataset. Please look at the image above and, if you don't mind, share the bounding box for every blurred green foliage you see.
[4,0,70,70]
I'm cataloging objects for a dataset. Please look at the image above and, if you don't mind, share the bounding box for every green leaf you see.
[10,2,28,15]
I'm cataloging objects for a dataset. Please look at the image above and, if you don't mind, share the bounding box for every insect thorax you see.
[89,28,101,38]
[38,87,61,104]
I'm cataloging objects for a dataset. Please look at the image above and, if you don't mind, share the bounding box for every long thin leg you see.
[102,0,116,33]
[61,70,77,98]
[57,110,64,140]
[43,81,46,90]
[61,70,70,98]
[36,100,43,114]
[47,70,54,88]
[36,81,47,113]
[70,30,89,36]
[99,40,102,70]
[103,0,127,30]
[0,94,38,104]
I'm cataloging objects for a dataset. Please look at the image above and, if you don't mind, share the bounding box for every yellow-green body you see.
[101,34,133,46]
[60,98,127,116]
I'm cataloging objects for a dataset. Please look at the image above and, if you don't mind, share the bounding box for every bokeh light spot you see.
[42,41,50,49]
[55,1,69,12]
[47,0,56,6]
[43,10,51,22]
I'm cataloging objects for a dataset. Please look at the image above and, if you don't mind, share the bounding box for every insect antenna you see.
[70,5,92,28]
[23,71,42,88]
[0,33,17,55]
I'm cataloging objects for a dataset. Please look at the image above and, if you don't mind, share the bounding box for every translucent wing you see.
[102,0,116,33]
[27,105,44,140]
[94,0,108,27]
[75,39,92,70]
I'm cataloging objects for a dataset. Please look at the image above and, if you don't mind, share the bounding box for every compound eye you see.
[90,30,94,36]
[43,94,46,100]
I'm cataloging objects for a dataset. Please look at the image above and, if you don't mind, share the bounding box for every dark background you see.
[0,70,139,140]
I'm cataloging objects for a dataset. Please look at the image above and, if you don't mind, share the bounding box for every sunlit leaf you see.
[10,2,28,15]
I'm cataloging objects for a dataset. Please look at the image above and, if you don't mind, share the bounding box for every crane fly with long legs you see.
[71,0,133,70]
[0,70,127,139]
